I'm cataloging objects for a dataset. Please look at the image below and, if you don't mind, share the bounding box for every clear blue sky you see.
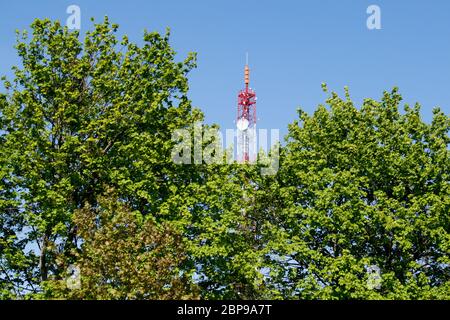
[1,0,449,139]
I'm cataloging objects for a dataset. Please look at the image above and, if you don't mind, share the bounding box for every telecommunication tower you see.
[236,58,257,163]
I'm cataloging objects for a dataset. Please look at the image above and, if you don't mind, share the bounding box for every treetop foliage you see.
[1,18,449,300]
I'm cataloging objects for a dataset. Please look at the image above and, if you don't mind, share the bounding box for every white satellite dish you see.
[236,118,249,131]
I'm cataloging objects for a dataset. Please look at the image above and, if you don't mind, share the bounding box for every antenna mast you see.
[237,55,257,163]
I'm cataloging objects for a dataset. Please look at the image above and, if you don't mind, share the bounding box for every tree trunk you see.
[39,234,49,282]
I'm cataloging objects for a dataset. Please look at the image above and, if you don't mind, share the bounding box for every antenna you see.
[244,57,250,89]
[237,54,257,163]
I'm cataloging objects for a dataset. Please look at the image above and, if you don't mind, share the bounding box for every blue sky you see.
[1,0,449,139]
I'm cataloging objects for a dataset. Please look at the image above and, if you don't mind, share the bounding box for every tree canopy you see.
[0,18,449,300]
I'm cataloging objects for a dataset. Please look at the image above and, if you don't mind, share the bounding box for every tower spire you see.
[244,58,250,90]
[237,54,257,163]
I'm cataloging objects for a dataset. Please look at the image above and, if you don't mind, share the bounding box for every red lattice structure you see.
[237,64,257,163]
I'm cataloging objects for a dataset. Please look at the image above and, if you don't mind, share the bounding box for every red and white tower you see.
[237,61,257,163]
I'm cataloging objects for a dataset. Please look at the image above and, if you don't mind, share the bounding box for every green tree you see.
[1,16,449,301]
[42,189,198,299]
[185,163,267,299]
[182,141,284,299]
[0,17,201,297]
[275,87,450,299]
